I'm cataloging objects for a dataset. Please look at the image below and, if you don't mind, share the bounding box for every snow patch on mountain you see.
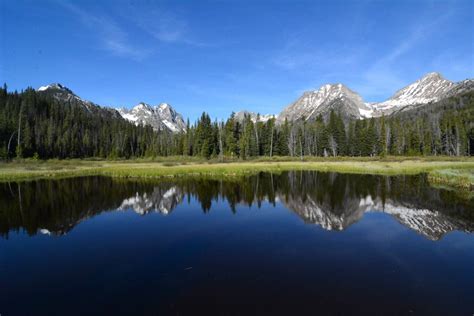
[118,187,183,215]
[276,72,471,122]
[277,83,369,122]
[371,72,455,114]
[359,104,376,118]
[37,83,71,92]
[117,102,186,133]
[37,83,187,133]
[234,111,276,123]
[36,83,116,115]
[283,192,474,240]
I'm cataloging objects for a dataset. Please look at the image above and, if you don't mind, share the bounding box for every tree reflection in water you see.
[1,172,473,240]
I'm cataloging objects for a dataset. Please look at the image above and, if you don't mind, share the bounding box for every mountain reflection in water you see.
[1,171,472,240]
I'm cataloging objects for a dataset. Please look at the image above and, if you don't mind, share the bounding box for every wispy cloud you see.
[59,1,150,60]
[152,14,187,43]
[271,36,364,72]
[269,3,462,101]
[270,38,367,95]
[355,7,458,99]
[123,5,208,47]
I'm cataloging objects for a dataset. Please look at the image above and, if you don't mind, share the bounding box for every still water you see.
[1,172,473,315]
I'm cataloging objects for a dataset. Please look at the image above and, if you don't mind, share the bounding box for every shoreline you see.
[1,157,473,190]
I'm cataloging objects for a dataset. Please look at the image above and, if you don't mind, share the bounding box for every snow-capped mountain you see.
[281,193,474,240]
[118,186,183,215]
[443,78,474,98]
[38,83,69,92]
[277,83,373,123]
[35,72,473,130]
[282,191,366,231]
[276,72,473,122]
[234,110,276,123]
[369,72,456,115]
[117,102,186,133]
[37,83,187,133]
[36,83,120,118]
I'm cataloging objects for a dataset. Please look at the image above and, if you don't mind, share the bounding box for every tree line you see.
[0,85,472,160]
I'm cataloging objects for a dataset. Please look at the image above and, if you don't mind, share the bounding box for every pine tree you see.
[366,118,378,156]
[224,113,237,157]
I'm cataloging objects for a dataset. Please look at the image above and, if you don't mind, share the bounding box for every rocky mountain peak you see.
[37,83,72,93]
[36,82,123,118]
[157,103,170,110]
[156,103,174,116]
[136,102,152,109]
[234,110,276,123]
[118,102,186,133]
[36,82,187,133]
[277,82,366,123]
[373,72,456,113]
[421,71,442,80]
[274,71,471,122]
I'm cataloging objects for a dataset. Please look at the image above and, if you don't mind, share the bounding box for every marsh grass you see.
[428,169,474,190]
[1,156,473,191]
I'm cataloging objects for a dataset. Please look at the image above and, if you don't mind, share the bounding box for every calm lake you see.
[1,171,473,315]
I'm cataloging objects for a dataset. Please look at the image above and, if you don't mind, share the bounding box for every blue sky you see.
[1,0,473,121]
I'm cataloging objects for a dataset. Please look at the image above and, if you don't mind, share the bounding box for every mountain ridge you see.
[36,71,473,130]
[234,110,276,123]
[277,83,374,123]
[117,102,186,133]
[272,72,473,123]
[36,84,186,133]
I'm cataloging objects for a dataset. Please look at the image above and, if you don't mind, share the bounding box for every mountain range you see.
[116,187,473,240]
[36,72,473,132]
[276,72,473,123]
[36,83,187,133]
[281,191,473,240]
[117,102,186,133]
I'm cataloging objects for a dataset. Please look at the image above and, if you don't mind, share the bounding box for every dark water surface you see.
[1,172,473,315]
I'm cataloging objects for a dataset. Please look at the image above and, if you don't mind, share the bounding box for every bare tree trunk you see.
[302,123,306,156]
[255,172,259,202]
[8,182,15,197]
[254,123,259,155]
[270,172,275,199]
[7,131,17,158]
[299,138,303,161]
[18,183,23,221]
[455,124,460,156]
[306,133,312,156]
[385,125,391,154]
[269,124,274,157]
[288,128,295,157]
[314,134,318,156]
[218,122,224,162]
[17,107,22,156]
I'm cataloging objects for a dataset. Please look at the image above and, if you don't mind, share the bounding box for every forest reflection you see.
[1,172,473,240]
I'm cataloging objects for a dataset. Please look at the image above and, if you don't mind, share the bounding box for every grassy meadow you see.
[1,156,473,190]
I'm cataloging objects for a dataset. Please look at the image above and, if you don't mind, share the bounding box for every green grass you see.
[1,156,473,191]
[428,168,474,190]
